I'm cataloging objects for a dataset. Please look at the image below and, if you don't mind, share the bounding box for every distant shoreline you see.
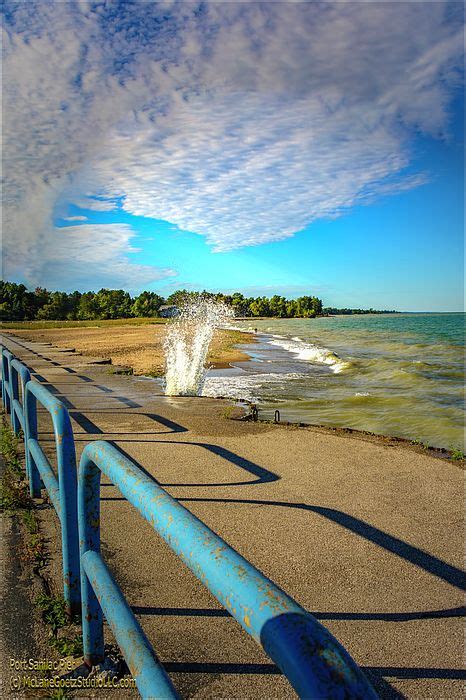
[3,324,256,377]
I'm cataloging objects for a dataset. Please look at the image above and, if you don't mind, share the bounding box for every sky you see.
[2,1,464,311]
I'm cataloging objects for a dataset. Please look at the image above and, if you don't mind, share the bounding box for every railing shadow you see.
[128,604,463,697]
[107,441,279,487]
[101,491,464,591]
[173,497,465,591]
[130,604,465,622]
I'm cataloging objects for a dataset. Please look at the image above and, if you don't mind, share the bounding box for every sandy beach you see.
[3,323,254,376]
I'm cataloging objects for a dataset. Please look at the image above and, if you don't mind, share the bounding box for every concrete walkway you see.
[3,334,465,699]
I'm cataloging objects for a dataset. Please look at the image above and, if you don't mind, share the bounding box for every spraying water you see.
[164,298,234,396]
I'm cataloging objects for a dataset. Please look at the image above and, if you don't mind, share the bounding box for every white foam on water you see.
[268,335,350,373]
[202,371,308,402]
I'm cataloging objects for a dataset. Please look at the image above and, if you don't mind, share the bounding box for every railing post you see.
[10,362,22,435]
[78,455,104,665]
[24,384,41,497]
[24,381,81,616]
[1,350,12,415]
[56,402,81,617]
[10,359,31,459]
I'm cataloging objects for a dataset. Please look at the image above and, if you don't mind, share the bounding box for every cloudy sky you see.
[2,1,464,310]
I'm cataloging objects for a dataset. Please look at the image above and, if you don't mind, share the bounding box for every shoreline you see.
[3,324,257,376]
[4,323,463,461]
[236,406,465,466]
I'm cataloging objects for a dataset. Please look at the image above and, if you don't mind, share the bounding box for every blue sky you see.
[3,1,465,311]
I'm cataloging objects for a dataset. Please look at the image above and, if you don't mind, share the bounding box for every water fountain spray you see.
[164,298,234,396]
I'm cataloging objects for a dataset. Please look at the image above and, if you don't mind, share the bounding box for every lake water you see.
[203,313,465,450]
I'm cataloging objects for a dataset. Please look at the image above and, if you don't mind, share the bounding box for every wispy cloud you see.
[33,224,176,292]
[2,1,464,285]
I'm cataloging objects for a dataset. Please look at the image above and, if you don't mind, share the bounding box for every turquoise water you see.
[204,313,465,450]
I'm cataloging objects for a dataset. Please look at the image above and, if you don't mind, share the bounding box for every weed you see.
[0,472,31,510]
[0,423,23,475]
[3,317,166,330]
[35,593,69,633]
[21,508,39,534]
[410,438,430,450]
[35,593,83,659]
[52,635,83,657]
[24,532,48,568]
[450,447,465,461]
[145,368,164,378]
[47,688,71,700]
[0,422,31,511]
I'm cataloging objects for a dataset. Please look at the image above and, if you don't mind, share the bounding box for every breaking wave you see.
[268,335,351,373]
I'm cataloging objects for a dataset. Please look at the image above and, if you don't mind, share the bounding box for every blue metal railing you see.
[10,358,31,437]
[79,440,377,699]
[1,348,13,415]
[24,380,81,615]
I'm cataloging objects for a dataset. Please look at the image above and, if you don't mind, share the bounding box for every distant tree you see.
[76,292,99,320]
[66,291,82,319]
[231,292,248,316]
[32,287,52,316]
[0,281,37,321]
[36,292,70,320]
[249,297,271,317]
[94,289,133,319]
[166,289,198,307]
[131,291,165,317]
[0,280,328,321]
[269,295,288,318]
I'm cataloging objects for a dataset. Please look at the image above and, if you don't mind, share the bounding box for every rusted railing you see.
[24,380,81,615]
[78,440,377,699]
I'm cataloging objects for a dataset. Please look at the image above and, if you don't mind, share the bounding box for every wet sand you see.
[3,324,255,376]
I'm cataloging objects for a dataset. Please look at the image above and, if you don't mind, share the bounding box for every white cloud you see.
[2,1,464,284]
[35,224,176,291]
[63,216,88,222]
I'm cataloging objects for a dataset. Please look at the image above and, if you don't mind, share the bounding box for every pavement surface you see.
[2,333,465,699]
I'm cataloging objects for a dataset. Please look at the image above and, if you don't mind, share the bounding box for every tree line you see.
[0,281,394,322]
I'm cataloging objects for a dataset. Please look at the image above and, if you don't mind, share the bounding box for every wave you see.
[268,335,351,374]
[202,371,307,402]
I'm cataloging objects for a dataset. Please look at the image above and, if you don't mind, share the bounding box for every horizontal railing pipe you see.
[79,440,377,699]
[82,550,179,699]
[25,380,80,615]
[28,439,61,512]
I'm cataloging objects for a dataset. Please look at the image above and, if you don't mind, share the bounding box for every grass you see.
[410,438,430,450]
[1,424,31,510]
[47,690,71,700]
[1,418,82,669]
[2,316,167,330]
[35,592,69,633]
[450,447,465,462]
[1,419,49,568]
[35,592,83,656]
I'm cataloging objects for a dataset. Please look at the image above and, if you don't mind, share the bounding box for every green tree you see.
[0,282,37,321]
[76,292,99,320]
[131,291,165,317]
[94,289,133,319]
[36,292,70,320]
